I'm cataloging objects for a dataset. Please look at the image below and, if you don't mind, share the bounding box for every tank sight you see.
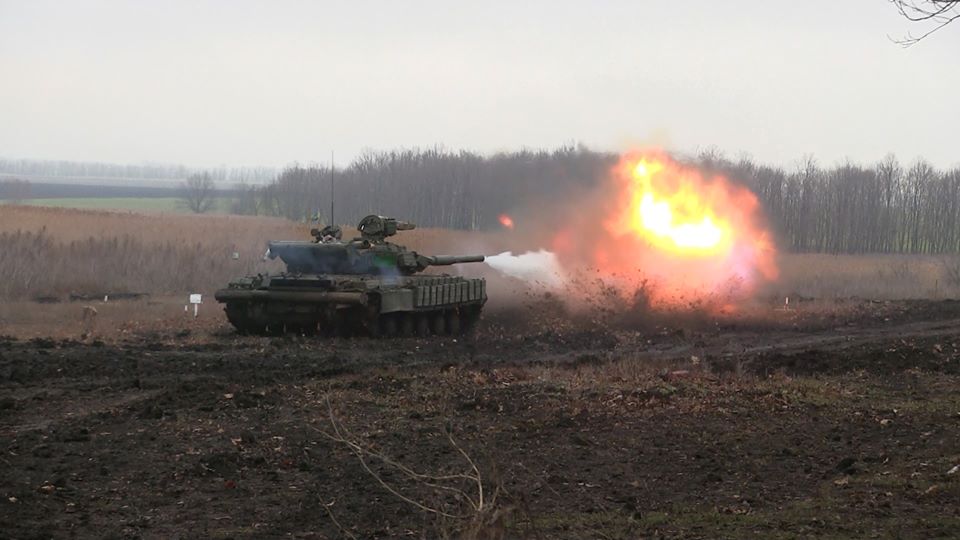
[357,215,415,244]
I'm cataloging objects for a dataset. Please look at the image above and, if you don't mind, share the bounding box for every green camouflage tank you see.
[215,215,487,337]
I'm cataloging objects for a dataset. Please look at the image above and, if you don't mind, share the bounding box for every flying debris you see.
[484,150,779,308]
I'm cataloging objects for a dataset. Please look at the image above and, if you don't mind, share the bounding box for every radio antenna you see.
[329,150,335,226]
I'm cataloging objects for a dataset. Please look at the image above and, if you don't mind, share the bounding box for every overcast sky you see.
[1,0,957,169]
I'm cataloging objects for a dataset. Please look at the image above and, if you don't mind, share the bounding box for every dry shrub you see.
[0,205,303,299]
[0,205,517,301]
[3,205,954,304]
[942,257,960,289]
[315,395,506,540]
[771,253,949,300]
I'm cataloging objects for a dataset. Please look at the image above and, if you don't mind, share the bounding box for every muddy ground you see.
[2,299,960,539]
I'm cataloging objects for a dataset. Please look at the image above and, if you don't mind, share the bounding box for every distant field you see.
[16,197,230,213]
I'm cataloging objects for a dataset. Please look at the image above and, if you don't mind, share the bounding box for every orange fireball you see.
[609,152,741,254]
[498,214,515,229]
[553,150,778,307]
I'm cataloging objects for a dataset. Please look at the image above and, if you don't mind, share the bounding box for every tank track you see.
[224,301,482,338]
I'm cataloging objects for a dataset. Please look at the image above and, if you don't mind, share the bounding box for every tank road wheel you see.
[431,311,446,335]
[382,314,399,338]
[446,310,461,336]
[225,303,262,336]
[319,307,343,338]
[367,319,381,338]
[322,320,341,338]
[230,320,255,336]
[365,303,382,338]
[263,324,283,337]
[232,323,253,336]
[400,314,415,337]
[416,314,430,337]
[287,321,317,337]
[461,305,482,335]
[292,324,309,337]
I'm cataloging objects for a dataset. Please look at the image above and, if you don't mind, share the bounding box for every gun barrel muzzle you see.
[427,255,485,265]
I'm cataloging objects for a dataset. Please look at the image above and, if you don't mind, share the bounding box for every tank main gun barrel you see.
[424,255,485,265]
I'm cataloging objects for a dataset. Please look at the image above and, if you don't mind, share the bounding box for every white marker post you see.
[190,294,202,318]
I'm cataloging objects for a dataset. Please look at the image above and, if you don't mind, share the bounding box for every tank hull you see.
[215,274,486,337]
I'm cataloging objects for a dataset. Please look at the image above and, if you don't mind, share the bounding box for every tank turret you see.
[265,216,485,276]
[215,215,488,337]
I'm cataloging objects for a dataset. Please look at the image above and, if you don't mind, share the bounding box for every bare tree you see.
[229,180,260,215]
[891,0,960,46]
[235,146,959,256]
[180,172,216,213]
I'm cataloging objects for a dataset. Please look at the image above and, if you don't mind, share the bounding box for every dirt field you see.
[2,296,959,539]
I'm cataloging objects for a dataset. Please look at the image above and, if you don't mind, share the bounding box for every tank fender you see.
[379,289,415,313]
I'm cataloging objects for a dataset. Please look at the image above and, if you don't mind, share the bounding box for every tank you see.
[214,215,487,337]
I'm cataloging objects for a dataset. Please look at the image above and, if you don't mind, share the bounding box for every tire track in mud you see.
[1,389,164,435]
[2,310,958,438]
[3,313,960,379]
[487,316,960,373]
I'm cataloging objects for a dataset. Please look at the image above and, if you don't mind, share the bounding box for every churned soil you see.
[2,299,960,539]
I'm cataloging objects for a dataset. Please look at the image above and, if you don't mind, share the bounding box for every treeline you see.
[226,146,960,255]
[8,148,959,255]
[0,158,275,184]
[231,146,613,229]
[703,153,960,254]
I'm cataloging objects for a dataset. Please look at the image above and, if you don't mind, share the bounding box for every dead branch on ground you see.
[312,394,505,538]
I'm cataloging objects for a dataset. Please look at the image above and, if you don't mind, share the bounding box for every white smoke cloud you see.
[484,250,567,289]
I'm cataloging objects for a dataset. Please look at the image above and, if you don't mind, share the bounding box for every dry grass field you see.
[0,205,528,300]
[0,206,303,299]
[1,204,958,340]
[775,252,960,301]
[1,205,957,299]
[3,205,958,300]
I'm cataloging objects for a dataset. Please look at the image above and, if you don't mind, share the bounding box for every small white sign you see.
[190,294,202,304]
